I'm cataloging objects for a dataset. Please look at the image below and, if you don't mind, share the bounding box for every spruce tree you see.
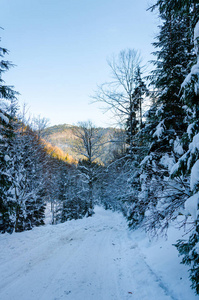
[172,19,199,295]
[137,2,195,233]
[126,66,148,150]
[8,124,47,232]
[0,36,18,233]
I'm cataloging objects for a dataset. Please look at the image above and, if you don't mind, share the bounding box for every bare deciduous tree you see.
[93,49,144,159]
[72,121,105,216]
[31,115,50,138]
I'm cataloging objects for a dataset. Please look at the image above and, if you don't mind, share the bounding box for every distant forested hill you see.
[42,124,126,163]
[42,124,77,157]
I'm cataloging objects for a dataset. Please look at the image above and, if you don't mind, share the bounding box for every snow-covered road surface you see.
[0,207,197,300]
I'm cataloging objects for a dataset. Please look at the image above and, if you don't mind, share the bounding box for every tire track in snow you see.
[0,227,86,294]
[0,208,194,300]
[40,224,123,300]
[142,260,179,300]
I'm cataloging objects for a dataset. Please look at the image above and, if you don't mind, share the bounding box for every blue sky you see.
[1,0,158,127]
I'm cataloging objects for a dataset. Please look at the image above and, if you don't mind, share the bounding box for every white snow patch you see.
[153,121,165,140]
[160,154,175,172]
[170,161,179,176]
[155,104,164,117]
[194,20,199,57]
[189,133,199,152]
[174,137,184,155]
[170,152,188,176]
[140,173,147,182]
[194,242,199,254]
[190,159,199,191]
[4,155,10,162]
[181,62,199,90]
[140,154,151,166]
[45,202,53,225]
[185,192,199,221]
[187,123,194,139]
[0,112,9,124]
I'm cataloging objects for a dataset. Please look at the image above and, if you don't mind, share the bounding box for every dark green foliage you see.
[10,126,47,232]
[61,196,87,221]
[126,67,148,148]
[143,0,199,294]
[148,11,191,150]
[0,38,18,233]
[51,158,92,224]
[127,200,145,229]
[132,4,192,234]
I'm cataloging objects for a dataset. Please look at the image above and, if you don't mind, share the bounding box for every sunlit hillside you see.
[42,139,76,164]
[42,124,126,163]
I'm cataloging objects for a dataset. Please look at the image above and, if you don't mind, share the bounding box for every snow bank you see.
[134,218,198,300]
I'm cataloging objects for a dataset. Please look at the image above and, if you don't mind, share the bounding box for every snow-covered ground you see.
[0,207,197,300]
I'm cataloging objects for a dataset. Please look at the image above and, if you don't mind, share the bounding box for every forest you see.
[0,0,199,295]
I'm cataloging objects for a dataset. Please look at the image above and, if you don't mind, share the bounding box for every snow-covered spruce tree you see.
[19,127,47,230]
[172,19,199,295]
[61,162,90,222]
[105,154,141,217]
[124,67,150,227]
[93,129,127,212]
[56,160,70,222]
[39,147,68,225]
[150,0,199,27]
[47,157,87,224]
[8,124,47,232]
[126,66,148,140]
[137,3,195,234]
[45,157,66,224]
[0,37,18,233]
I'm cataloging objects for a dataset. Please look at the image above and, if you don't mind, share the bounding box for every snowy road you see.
[0,207,197,300]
